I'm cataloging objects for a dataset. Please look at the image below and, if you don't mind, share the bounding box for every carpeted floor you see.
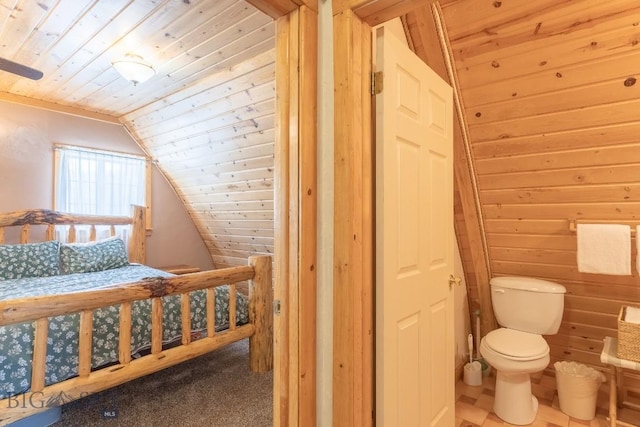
[52,339,273,427]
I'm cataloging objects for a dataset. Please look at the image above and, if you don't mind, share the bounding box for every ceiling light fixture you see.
[112,54,155,85]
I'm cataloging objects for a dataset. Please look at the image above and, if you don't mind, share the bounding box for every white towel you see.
[625,306,640,325]
[576,224,631,275]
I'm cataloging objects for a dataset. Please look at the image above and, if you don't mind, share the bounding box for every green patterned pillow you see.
[0,240,61,280]
[60,237,129,274]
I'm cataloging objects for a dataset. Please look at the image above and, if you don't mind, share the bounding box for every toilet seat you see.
[485,328,549,361]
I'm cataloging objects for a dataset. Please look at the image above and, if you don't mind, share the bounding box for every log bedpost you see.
[129,205,146,264]
[248,255,273,372]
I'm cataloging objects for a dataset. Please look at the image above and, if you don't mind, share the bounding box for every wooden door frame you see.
[247,1,318,426]
[333,2,429,425]
[252,2,455,426]
[251,1,491,426]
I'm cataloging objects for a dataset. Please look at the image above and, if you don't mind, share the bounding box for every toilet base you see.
[493,371,538,425]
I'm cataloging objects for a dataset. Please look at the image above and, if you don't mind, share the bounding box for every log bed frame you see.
[0,206,273,426]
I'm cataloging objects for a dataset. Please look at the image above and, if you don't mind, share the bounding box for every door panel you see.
[375,26,454,427]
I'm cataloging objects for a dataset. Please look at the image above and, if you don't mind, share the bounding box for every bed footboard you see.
[0,255,273,426]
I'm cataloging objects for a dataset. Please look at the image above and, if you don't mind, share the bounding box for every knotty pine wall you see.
[124,46,276,272]
[433,0,640,407]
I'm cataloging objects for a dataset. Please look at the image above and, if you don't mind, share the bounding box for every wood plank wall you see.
[429,0,640,408]
[124,44,276,273]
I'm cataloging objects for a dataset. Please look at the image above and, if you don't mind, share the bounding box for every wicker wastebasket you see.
[617,306,640,363]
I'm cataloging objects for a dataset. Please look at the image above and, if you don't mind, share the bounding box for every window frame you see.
[53,143,152,231]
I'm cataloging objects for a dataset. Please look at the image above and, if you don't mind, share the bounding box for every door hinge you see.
[371,71,383,95]
[273,299,281,315]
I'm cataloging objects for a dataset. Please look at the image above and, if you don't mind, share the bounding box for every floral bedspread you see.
[0,265,248,399]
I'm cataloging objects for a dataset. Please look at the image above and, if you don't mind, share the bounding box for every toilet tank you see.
[490,276,566,335]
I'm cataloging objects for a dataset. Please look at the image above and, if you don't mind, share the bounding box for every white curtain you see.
[56,147,146,217]
[55,146,146,246]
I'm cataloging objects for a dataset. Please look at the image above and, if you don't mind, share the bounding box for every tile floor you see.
[455,369,640,427]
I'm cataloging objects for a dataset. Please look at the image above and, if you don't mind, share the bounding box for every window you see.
[54,144,151,230]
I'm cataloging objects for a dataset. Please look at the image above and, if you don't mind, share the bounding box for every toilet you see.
[480,276,566,425]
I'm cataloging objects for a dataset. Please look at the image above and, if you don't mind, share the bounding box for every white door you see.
[375,26,454,427]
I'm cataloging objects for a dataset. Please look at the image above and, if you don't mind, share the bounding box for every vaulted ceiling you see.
[0,0,276,270]
[0,0,272,117]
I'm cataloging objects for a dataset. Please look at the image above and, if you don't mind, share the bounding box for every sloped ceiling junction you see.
[0,0,276,270]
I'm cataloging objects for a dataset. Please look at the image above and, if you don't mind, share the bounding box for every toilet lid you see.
[485,328,549,360]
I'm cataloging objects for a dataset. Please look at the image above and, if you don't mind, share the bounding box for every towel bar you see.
[568,220,638,236]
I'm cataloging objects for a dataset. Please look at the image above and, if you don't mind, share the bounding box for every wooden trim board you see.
[247,0,318,19]
[333,7,373,426]
[273,4,318,426]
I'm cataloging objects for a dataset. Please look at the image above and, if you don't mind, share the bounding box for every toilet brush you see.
[463,333,482,386]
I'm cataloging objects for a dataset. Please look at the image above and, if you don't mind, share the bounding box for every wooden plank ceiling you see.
[0,0,275,271]
[406,0,640,410]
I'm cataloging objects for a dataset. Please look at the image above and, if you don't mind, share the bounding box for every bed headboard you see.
[0,205,146,264]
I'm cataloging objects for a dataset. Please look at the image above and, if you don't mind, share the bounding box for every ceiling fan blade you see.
[0,57,43,80]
